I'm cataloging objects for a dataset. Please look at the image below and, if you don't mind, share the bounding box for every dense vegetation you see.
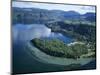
[31,38,95,59]
[45,21,96,42]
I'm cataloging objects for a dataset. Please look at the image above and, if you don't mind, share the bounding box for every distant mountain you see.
[63,11,80,16]
[83,12,96,22]
[12,7,96,24]
[62,11,81,20]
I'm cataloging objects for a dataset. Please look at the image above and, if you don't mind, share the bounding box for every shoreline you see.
[26,42,95,66]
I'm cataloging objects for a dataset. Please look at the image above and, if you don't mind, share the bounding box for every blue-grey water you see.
[12,24,73,43]
[12,24,96,74]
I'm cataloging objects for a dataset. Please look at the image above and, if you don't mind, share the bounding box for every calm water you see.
[12,24,96,74]
[12,24,73,43]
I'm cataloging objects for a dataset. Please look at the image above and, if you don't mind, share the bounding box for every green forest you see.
[31,38,95,59]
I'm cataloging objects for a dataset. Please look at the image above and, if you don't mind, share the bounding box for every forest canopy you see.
[31,38,95,59]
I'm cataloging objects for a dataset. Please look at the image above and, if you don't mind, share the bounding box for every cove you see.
[12,24,95,74]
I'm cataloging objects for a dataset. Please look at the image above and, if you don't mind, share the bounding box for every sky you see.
[12,1,96,14]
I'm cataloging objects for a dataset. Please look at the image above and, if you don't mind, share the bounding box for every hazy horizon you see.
[12,1,96,14]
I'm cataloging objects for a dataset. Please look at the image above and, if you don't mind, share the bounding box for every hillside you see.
[12,7,96,24]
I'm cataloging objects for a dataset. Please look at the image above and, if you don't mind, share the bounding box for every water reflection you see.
[12,24,95,74]
[12,24,73,43]
[12,24,73,74]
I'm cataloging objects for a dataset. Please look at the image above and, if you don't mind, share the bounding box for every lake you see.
[12,24,73,43]
[12,24,96,74]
